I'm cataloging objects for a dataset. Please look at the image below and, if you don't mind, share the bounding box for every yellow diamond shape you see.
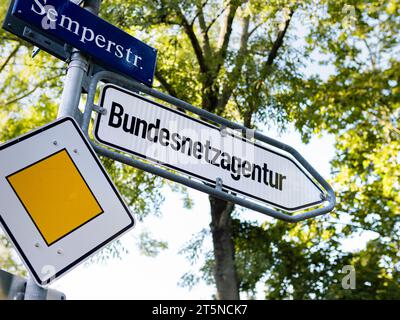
[7,149,103,246]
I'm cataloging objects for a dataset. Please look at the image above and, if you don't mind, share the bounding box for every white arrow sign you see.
[94,84,324,212]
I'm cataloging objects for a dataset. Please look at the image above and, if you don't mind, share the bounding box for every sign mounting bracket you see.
[81,71,336,223]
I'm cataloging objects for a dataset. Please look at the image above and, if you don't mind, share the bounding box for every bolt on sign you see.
[0,117,135,286]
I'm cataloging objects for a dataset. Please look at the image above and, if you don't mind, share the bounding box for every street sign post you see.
[93,84,327,213]
[7,0,157,86]
[0,117,135,286]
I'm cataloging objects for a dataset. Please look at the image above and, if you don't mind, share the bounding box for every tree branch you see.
[205,6,228,34]
[154,69,179,99]
[324,219,383,237]
[191,0,210,26]
[0,35,21,43]
[218,201,234,229]
[155,69,188,114]
[363,38,376,70]
[216,1,241,73]
[4,74,62,106]
[217,14,250,110]
[248,20,265,37]
[196,1,212,60]
[260,9,294,79]
[0,45,21,74]
[5,62,63,71]
[174,6,208,74]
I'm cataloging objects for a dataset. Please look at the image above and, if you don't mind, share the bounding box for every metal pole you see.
[58,0,101,118]
[24,0,102,300]
[24,276,47,300]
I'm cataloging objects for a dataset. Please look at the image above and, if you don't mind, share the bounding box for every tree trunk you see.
[209,196,239,300]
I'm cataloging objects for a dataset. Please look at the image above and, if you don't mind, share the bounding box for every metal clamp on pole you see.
[216,178,223,192]
[92,104,107,115]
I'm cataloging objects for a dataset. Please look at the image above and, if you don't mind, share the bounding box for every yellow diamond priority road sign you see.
[7,149,104,246]
[0,117,134,286]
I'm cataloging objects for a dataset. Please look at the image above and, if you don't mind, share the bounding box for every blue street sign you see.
[12,0,157,86]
